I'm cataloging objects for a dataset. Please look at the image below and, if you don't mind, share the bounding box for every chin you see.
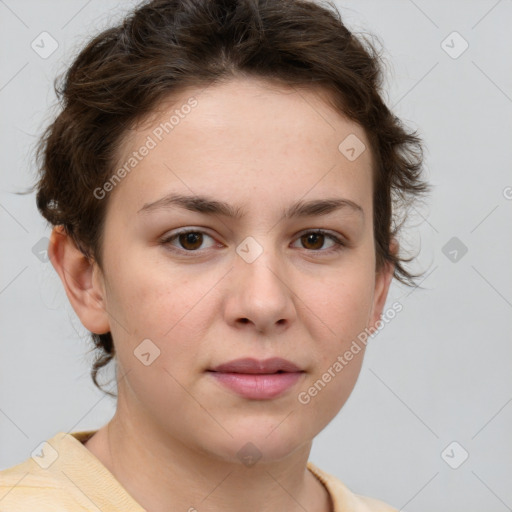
[202,421,309,466]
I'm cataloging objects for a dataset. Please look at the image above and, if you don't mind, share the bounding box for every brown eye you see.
[293,230,345,253]
[300,232,325,250]
[161,230,216,252]
[178,232,203,250]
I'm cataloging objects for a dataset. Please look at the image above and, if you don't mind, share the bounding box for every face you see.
[70,77,394,463]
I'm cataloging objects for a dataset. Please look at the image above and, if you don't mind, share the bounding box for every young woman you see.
[0,0,429,510]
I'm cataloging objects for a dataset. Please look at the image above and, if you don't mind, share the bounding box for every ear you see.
[48,225,110,335]
[368,238,398,329]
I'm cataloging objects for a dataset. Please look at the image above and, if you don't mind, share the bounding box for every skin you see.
[49,76,396,512]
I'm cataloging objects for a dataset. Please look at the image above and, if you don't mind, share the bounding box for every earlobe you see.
[48,226,110,335]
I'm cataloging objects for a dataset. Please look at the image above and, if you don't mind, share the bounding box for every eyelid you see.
[160,227,348,254]
[160,227,218,251]
[293,228,347,254]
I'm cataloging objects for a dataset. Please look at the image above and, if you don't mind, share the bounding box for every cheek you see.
[104,254,223,390]
[119,358,205,437]
[304,263,375,350]
[105,253,206,339]
[308,349,366,422]
[297,263,374,408]
[108,259,207,412]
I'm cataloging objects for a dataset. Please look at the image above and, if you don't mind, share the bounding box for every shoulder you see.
[0,464,87,512]
[307,461,398,512]
[356,495,399,512]
[0,436,89,512]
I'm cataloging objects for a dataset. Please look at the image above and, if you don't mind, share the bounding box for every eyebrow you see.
[137,193,364,220]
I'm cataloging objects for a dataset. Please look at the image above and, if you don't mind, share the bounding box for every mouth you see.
[206,357,305,399]
[208,357,303,374]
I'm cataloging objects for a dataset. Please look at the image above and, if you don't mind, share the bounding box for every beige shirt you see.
[0,430,398,511]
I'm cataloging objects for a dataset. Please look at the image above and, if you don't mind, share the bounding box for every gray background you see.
[1,1,511,510]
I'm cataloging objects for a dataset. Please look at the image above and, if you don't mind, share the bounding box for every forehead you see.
[107,77,373,218]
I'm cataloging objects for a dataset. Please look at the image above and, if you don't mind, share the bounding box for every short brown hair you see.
[31,0,430,397]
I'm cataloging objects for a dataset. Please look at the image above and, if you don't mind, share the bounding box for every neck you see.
[84,407,331,512]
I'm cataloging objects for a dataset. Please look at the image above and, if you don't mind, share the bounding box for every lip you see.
[207,358,305,400]
[209,357,302,374]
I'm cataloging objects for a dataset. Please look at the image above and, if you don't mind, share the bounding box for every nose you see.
[224,243,297,335]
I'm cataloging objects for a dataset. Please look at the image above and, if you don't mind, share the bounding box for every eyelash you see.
[160,229,347,256]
